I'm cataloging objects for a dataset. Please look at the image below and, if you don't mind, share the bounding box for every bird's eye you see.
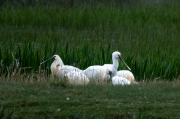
[52,56,56,60]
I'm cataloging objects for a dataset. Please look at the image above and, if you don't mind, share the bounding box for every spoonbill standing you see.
[40,55,82,78]
[65,71,89,85]
[103,51,138,84]
[103,51,131,77]
[83,65,112,82]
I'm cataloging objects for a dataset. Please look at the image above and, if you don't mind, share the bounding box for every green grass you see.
[0,80,180,118]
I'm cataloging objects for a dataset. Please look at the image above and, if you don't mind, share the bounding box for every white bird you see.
[103,51,131,77]
[103,51,138,84]
[65,71,89,85]
[117,70,138,84]
[40,55,82,78]
[55,65,82,79]
[112,76,130,85]
[83,65,112,82]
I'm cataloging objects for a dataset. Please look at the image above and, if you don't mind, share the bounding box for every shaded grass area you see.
[1,80,180,118]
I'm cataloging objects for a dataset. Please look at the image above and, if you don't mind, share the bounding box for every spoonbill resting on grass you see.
[65,71,89,85]
[83,65,112,82]
[103,51,131,77]
[112,76,130,85]
[40,55,82,78]
[117,70,138,84]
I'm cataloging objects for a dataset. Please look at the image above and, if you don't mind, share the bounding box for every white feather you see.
[112,76,130,85]
[41,55,82,78]
[83,65,112,81]
[65,71,89,85]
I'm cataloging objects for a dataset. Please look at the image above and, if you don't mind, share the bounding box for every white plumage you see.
[40,54,138,85]
[103,51,138,84]
[116,70,137,83]
[112,76,130,85]
[41,55,82,78]
[65,71,89,85]
[54,65,82,79]
[83,65,112,82]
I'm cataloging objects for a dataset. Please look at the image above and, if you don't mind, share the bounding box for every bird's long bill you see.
[119,57,131,70]
[40,56,54,65]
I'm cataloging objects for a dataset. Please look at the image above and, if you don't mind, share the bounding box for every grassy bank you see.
[0,80,180,118]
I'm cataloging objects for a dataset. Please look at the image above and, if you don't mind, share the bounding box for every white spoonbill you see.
[112,76,130,85]
[103,51,131,77]
[65,71,89,85]
[103,51,138,84]
[117,70,138,84]
[83,65,112,82]
[40,55,82,78]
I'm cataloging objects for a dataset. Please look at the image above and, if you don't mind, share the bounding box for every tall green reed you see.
[0,39,180,80]
[1,2,180,80]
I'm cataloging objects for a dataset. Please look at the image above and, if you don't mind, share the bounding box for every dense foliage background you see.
[0,0,180,80]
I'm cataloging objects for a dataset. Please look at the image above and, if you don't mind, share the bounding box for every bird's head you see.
[112,51,121,60]
[112,51,131,71]
[40,55,60,65]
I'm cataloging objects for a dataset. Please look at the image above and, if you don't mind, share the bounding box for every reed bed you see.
[1,1,180,81]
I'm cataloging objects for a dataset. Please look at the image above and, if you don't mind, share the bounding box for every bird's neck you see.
[112,58,119,76]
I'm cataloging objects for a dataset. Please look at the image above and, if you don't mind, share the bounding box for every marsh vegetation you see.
[0,0,180,118]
